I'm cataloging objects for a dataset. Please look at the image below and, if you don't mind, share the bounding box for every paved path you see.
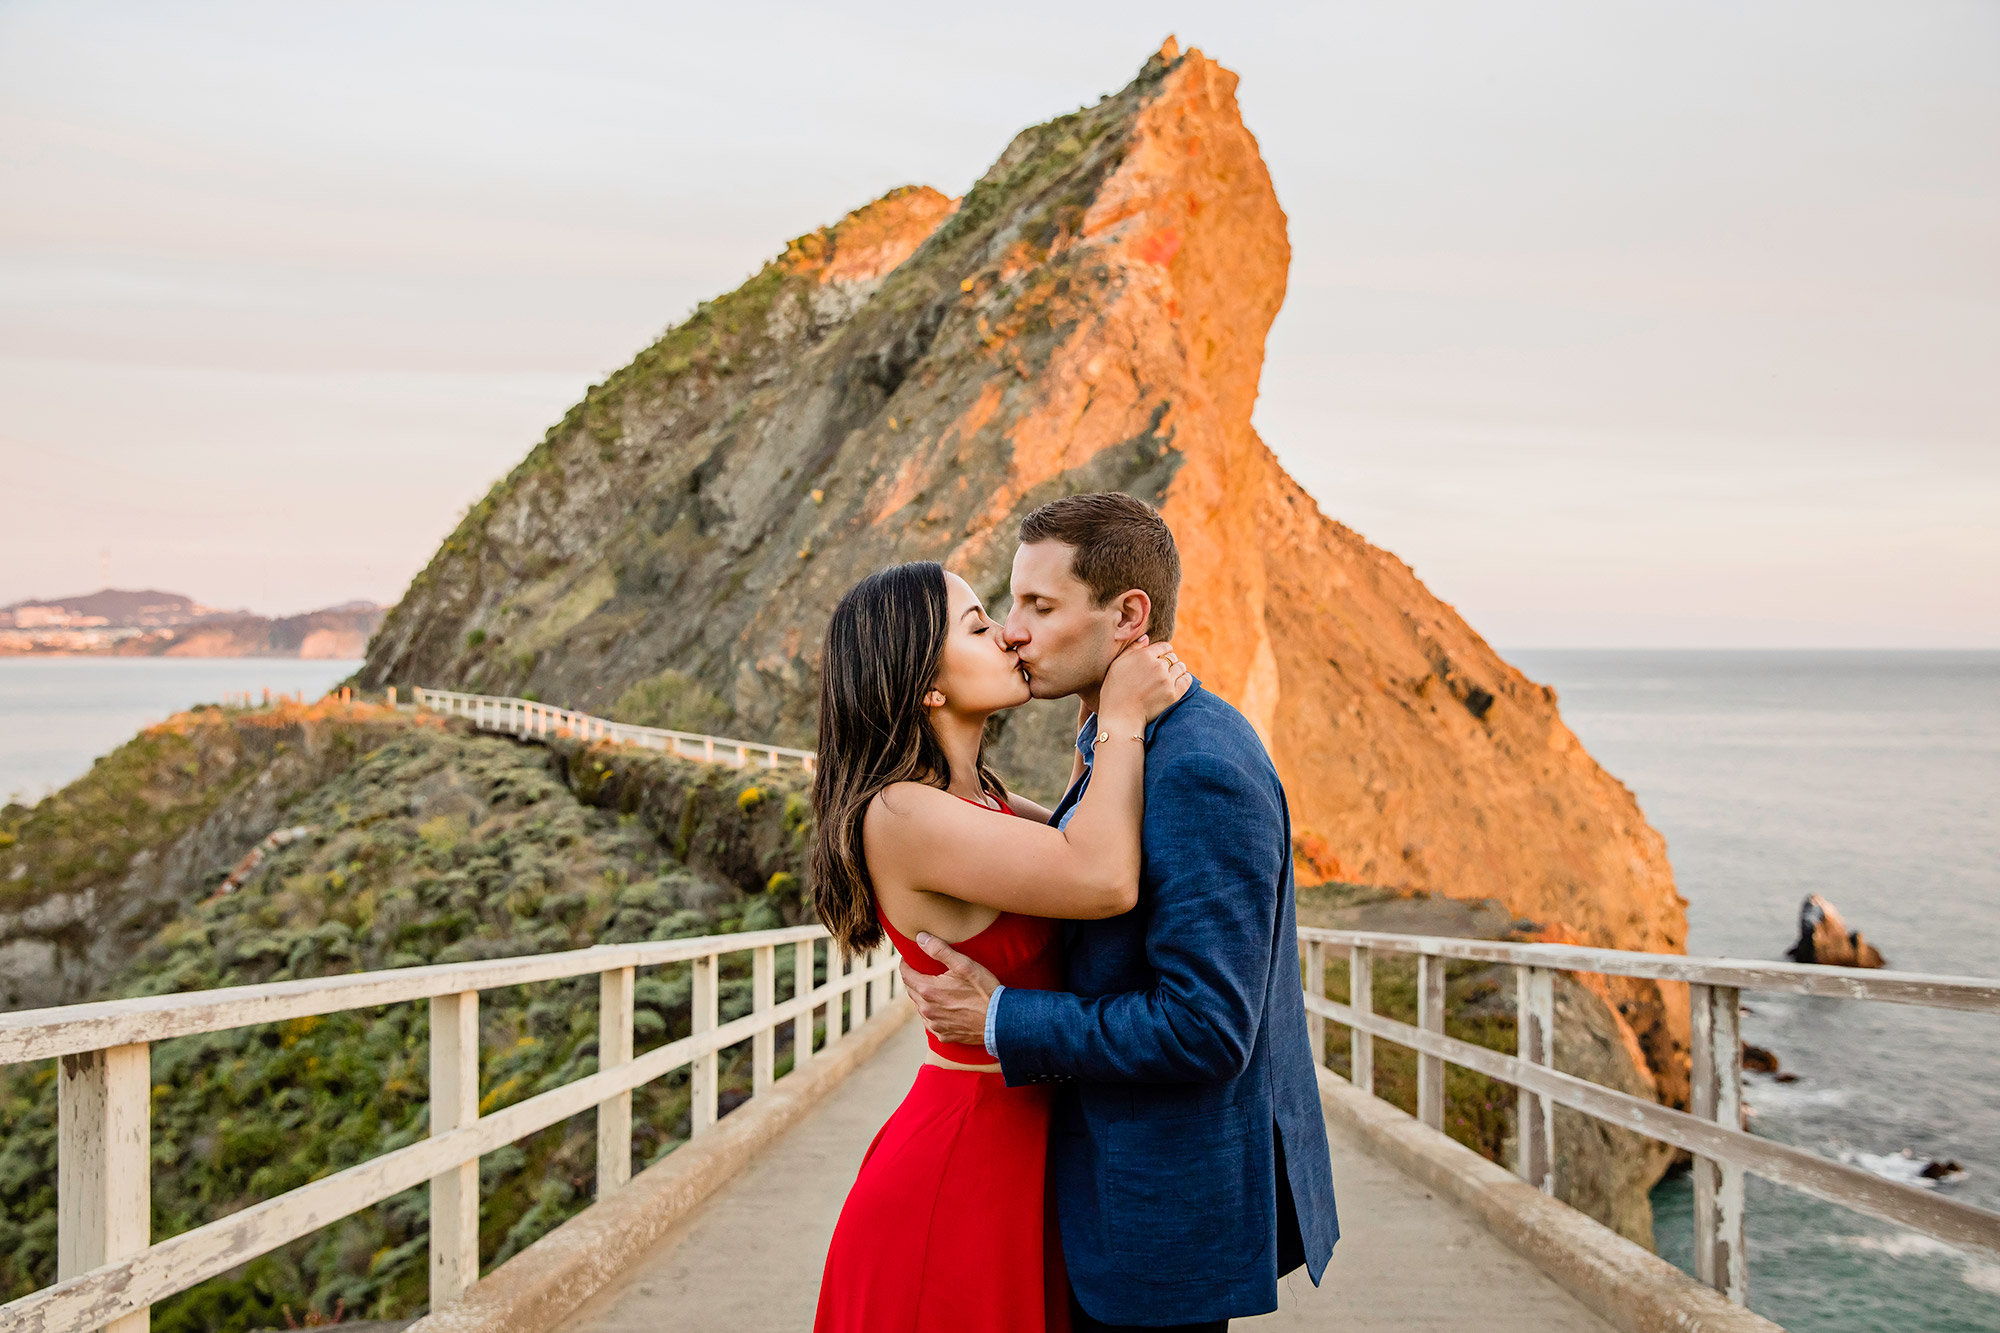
[566,1022,1615,1330]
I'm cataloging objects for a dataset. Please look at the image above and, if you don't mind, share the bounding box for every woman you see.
[810,561,1189,1333]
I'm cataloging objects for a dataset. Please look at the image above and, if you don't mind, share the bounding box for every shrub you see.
[608,669,732,734]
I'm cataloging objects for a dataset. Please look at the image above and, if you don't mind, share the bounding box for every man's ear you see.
[1109,589,1152,642]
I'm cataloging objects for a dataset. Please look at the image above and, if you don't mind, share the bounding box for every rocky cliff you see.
[361,41,1688,1097]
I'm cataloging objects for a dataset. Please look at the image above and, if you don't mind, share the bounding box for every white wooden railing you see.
[1296,927,2000,1305]
[0,927,901,1330]
[412,688,817,773]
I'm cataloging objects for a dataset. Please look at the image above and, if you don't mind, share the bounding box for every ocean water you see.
[0,657,364,805]
[1510,651,2000,1333]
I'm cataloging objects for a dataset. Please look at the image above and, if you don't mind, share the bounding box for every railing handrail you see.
[1296,924,2000,1309]
[413,686,818,765]
[0,926,825,1065]
[1296,927,2000,1013]
[6,920,903,1331]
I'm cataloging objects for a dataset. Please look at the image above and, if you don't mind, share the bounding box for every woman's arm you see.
[1068,697,1090,791]
[864,640,1187,921]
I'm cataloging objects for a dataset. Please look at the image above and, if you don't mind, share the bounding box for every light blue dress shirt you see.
[984,712,1098,1056]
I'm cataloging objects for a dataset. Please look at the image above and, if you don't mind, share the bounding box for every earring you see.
[924,690,946,708]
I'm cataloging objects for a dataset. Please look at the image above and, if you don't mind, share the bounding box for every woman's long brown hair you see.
[811,562,1004,956]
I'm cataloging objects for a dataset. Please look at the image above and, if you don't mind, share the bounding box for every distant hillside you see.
[0,589,383,657]
[1,589,211,627]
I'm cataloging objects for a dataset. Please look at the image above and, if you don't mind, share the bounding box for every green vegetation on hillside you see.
[0,705,393,919]
[1314,951,1519,1164]
[0,715,818,1330]
[608,668,734,735]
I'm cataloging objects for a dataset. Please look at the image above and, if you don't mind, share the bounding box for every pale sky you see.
[2,0,1995,647]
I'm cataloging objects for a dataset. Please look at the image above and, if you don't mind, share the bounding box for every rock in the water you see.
[1743,1043,1780,1074]
[360,40,1691,1100]
[1786,893,1887,968]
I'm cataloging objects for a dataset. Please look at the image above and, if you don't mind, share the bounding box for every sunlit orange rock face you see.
[363,41,1688,1096]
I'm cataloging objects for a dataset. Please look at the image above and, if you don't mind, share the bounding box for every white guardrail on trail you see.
[0,931,899,1331]
[4,685,1997,1327]
[411,686,817,773]
[1298,929,2000,1306]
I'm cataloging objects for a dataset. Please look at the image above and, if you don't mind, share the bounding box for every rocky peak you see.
[362,44,1691,1098]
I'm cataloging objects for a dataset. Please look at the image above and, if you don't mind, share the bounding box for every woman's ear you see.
[922,688,947,709]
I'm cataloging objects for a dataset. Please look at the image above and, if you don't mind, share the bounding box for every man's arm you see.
[992,751,1286,1084]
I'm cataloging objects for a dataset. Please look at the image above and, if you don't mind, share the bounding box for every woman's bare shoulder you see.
[864,781,950,825]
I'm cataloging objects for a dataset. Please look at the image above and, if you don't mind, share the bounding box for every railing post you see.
[794,938,816,1072]
[691,953,718,1135]
[58,1043,150,1333]
[429,991,479,1305]
[1692,982,1748,1303]
[1417,951,1445,1130]
[753,945,775,1096]
[825,951,849,1048]
[1349,945,1374,1094]
[865,945,885,1021]
[1304,939,1325,1067]
[596,966,634,1198]
[1514,965,1556,1193]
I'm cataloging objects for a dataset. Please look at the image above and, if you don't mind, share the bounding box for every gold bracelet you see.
[1095,730,1145,744]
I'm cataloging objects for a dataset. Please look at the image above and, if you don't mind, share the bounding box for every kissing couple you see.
[809,492,1340,1332]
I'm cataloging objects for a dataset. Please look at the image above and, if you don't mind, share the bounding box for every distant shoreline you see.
[0,588,383,660]
[0,630,367,659]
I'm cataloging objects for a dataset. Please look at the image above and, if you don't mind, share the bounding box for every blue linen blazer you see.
[991,681,1339,1325]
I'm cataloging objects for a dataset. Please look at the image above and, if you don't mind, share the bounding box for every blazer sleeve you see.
[992,750,1285,1084]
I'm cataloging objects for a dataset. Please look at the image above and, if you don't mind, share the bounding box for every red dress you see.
[814,801,1071,1333]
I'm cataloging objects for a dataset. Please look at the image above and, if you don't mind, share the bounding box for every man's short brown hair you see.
[1018,492,1181,637]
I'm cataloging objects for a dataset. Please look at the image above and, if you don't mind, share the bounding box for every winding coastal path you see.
[565,1018,1615,1332]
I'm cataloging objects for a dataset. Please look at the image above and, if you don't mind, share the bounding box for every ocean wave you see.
[1742,1079,1852,1113]
[1836,1231,2000,1296]
[1836,1147,1966,1189]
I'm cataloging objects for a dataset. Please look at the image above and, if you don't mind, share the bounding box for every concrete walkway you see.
[566,1021,1615,1331]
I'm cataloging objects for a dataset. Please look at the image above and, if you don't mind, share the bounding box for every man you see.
[903,492,1339,1331]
